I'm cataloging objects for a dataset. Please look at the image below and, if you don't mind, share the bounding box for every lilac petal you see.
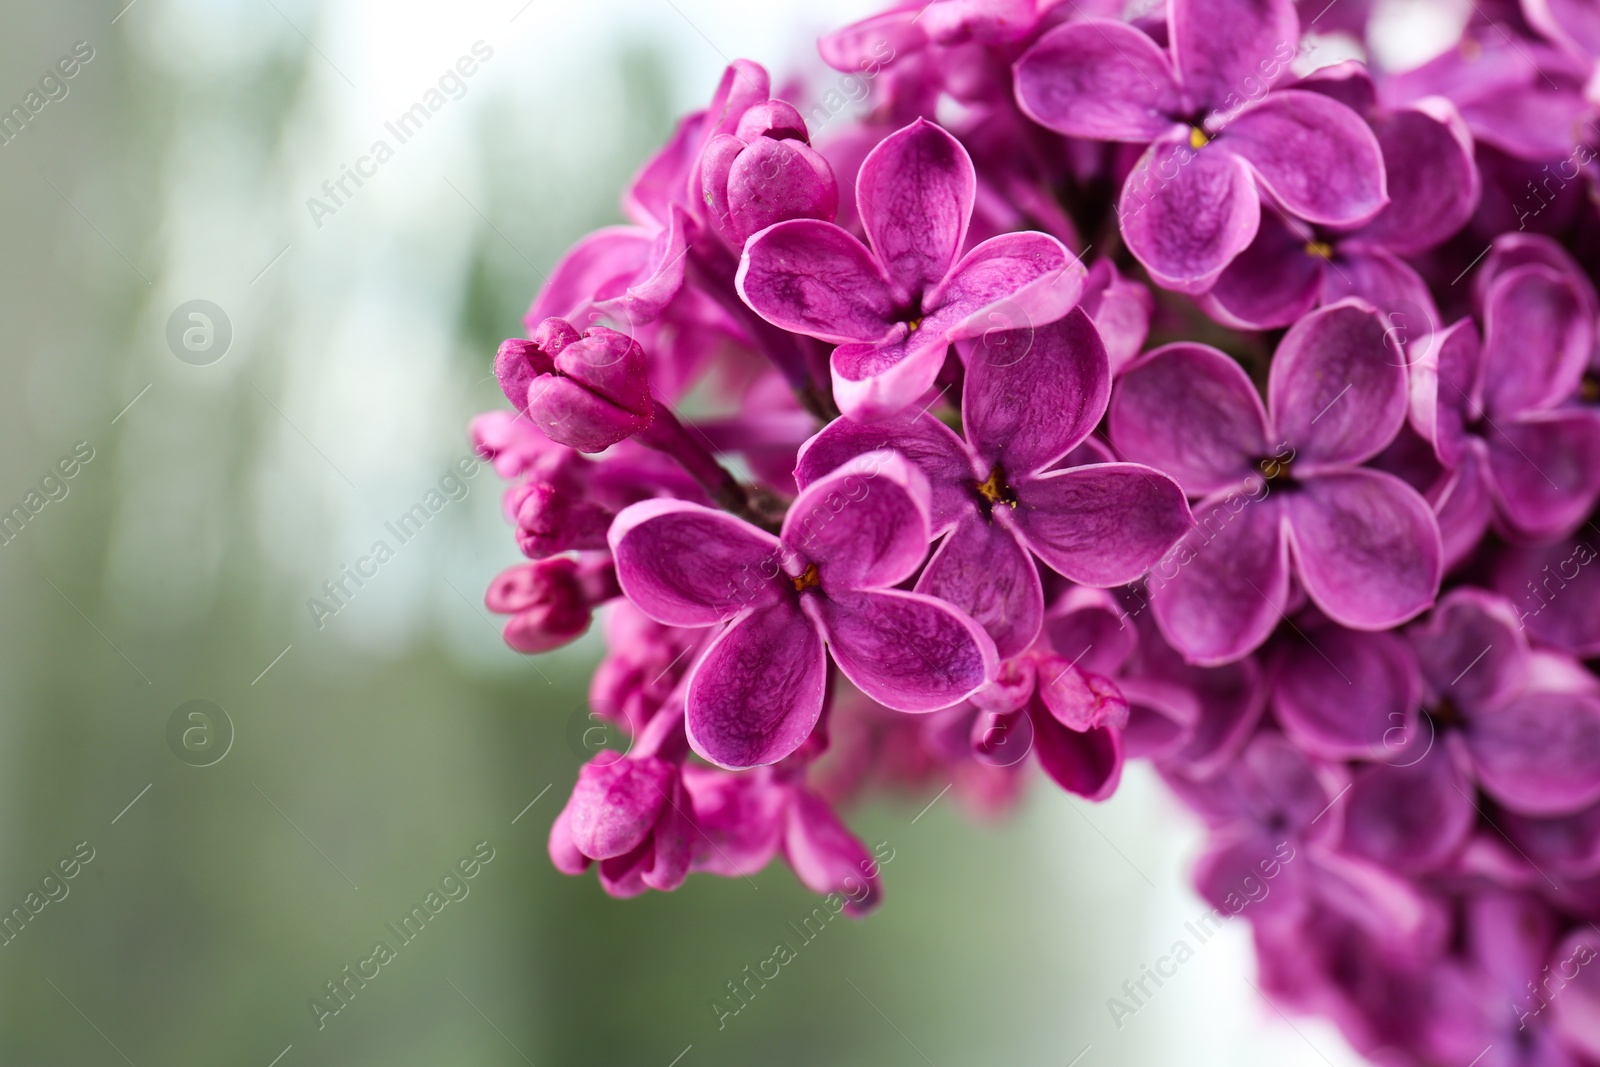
[1269,301,1407,468]
[1170,0,1298,112]
[917,514,1044,660]
[962,307,1108,477]
[1550,929,1600,1060]
[1223,91,1388,227]
[1079,260,1153,372]
[1042,587,1140,676]
[794,412,974,533]
[1039,664,1129,732]
[1198,209,1323,330]
[1491,536,1600,657]
[1150,654,1268,774]
[567,757,674,860]
[1354,101,1479,254]
[1317,250,1440,369]
[1502,802,1600,879]
[783,451,933,592]
[1408,317,1480,469]
[1480,263,1594,418]
[1111,343,1272,495]
[642,775,693,891]
[1011,463,1193,586]
[682,765,786,875]
[1192,830,1307,920]
[1271,628,1422,761]
[686,603,828,769]
[1468,690,1600,815]
[1409,589,1530,711]
[929,231,1085,345]
[1294,58,1378,115]
[1119,140,1261,293]
[594,207,690,326]
[784,789,881,915]
[1342,742,1474,874]
[818,9,924,73]
[1282,470,1442,630]
[1150,493,1289,665]
[815,589,997,712]
[1012,20,1182,141]
[526,226,652,329]
[830,330,953,422]
[1433,456,1495,573]
[1484,409,1600,541]
[1525,0,1600,58]
[1031,710,1124,801]
[855,119,974,297]
[548,804,591,875]
[610,500,785,625]
[736,219,896,343]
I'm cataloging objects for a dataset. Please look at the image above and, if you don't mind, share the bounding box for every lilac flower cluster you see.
[471,0,1600,1058]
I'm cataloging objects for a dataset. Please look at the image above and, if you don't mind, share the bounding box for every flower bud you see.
[502,318,654,453]
[485,555,618,653]
[702,104,839,249]
[507,480,613,558]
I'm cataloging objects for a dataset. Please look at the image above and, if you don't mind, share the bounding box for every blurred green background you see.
[0,1,1377,1063]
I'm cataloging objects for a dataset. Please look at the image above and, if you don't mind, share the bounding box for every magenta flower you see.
[736,118,1085,419]
[700,100,839,250]
[1199,64,1478,330]
[794,310,1191,658]
[1111,300,1443,663]
[1412,249,1600,543]
[1013,0,1387,291]
[484,554,617,653]
[496,318,654,453]
[609,451,997,768]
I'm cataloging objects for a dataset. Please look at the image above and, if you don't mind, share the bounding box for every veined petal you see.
[686,603,828,769]
[929,231,1085,346]
[816,589,997,711]
[794,412,974,533]
[610,499,786,625]
[1198,208,1323,329]
[1480,263,1594,418]
[1484,409,1600,541]
[916,513,1044,659]
[1269,300,1407,468]
[1170,0,1299,111]
[1119,140,1261,292]
[1013,20,1183,141]
[1150,492,1290,664]
[961,308,1107,477]
[1223,91,1388,227]
[1111,342,1272,495]
[855,119,975,296]
[783,451,933,592]
[1271,627,1422,761]
[1355,101,1479,254]
[1282,470,1442,631]
[830,330,952,421]
[1012,463,1194,586]
[737,219,897,343]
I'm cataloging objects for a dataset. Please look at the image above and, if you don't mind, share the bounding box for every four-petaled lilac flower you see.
[1013,0,1387,291]
[795,310,1192,658]
[1112,300,1443,664]
[1199,63,1479,330]
[1412,247,1600,544]
[736,118,1085,420]
[609,451,997,769]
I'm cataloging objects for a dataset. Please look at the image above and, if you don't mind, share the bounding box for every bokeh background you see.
[0,0,1462,1063]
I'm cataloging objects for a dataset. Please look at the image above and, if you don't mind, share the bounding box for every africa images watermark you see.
[1105,839,1296,1029]
[0,441,96,548]
[306,455,484,630]
[0,841,97,948]
[709,840,897,1030]
[309,840,496,1029]
[305,40,495,229]
[0,40,96,148]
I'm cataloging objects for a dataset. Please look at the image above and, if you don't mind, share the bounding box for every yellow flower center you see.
[976,467,1017,509]
[1188,126,1210,150]
[1304,240,1334,260]
[791,561,821,593]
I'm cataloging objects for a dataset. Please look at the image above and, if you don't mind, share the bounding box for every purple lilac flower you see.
[737,118,1085,419]
[1199,63,1479,330]
[609,451,997,768]
[1013,0,1387,290]
[1111,300,1443,663]
[794,310,1191,658]
[1411,239,1600,543]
